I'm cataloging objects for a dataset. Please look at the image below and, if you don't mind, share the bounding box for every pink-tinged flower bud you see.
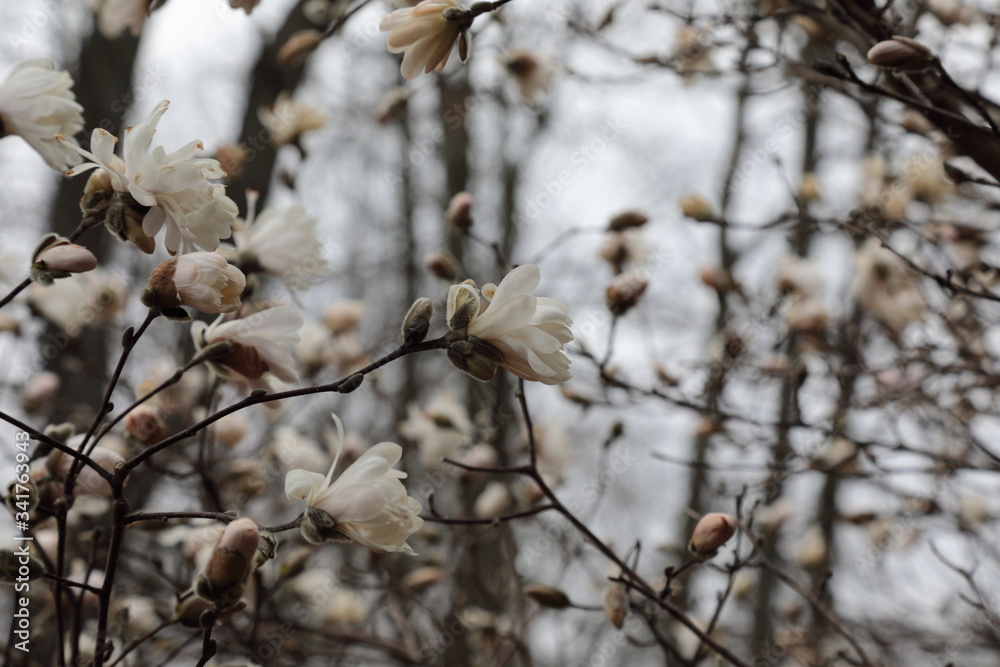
[322,300,365,334]
[424,250,460,281]
[402,566,446,595]
[124,405,165,446]
[608,210,649,231]
[196,518,260,605]
[30,235,97,285]
[524,584,571,609]
[604,584,628,629]
[277,29,323,67]
[866,37,934,70]
[679,194,717,222]
[606,271,648,316]
[47,444,124,497]
[446,191,474,231]
[21,371,60,413]
[142,252,245,319]
[689,512,737,559]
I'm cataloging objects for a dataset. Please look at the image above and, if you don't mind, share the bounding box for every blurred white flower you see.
[91,0,149,38]
[231,191,329,287]
[143,251,245,317]
[285,414,423,555]
[61,100,237,255]
[258,92,326,148]
[191,305,303,391]
[27,269,126,337]
[446,264,573,385]
[380,0,471,80]
[399,390,475,469]
[852,238,927,338]
[47,441,124,497]
[502,50,552,106]
[0,59,84,171]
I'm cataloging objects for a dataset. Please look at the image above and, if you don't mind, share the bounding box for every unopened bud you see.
[176,595,246,627]
[402,297,434,345]
[524,584,572,609]
[679,194,716,222]
[608,211,648,231]
[22,371,60,413]
[698,265,733,292]
[603,584,628,629]
[124,405,166,446]
[689,512,737,559]
[606,270,648,316]
[424,251,460,281]
[0,549,44,584]
[402,566,446,595]
[866,36,934,70]
[446,192,474,231]
[447,282,480,333]
[277,29,323,66]
[798,172,822,202]
[196,518,260,605]
[30,235,97,285]
[447,339,500,382]
[337,373,365,394]
[6,479,38,514]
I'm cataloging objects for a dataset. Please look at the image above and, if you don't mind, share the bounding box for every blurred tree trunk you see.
[45,29,139,426]
[225,0,311,212]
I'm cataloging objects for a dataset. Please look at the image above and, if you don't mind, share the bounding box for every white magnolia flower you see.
[60,100,238,255]
[446,264,573,385]
[285,414,424,555]
[231,191,329,287]
[0,59,84,171]
[143,251,245,317]
[380,0,471,80]
[191,305,303,391]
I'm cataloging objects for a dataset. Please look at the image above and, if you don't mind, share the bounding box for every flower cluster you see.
[61,100,238,256]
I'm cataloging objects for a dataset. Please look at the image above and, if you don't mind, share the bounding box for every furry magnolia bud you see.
[604,584,628,629]
[608,210,648,231]
[867,37,934,70]
[446,339,500,382]
[446,192,474,231]
[689,512,737,559]
[606,271,648,316]
[524,584,572,609]
[402,297,433,346]
[195,518,260,606]
[30,234,97,285]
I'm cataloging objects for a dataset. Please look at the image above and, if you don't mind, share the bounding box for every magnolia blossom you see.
[143,252,245,317]
[60,100,238,255]
[0,59,84,170]
[446,264,573,385]
[191,306,303,391]
[230,191,329,287]
[285,414,423,555]
[380,0,471,80]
